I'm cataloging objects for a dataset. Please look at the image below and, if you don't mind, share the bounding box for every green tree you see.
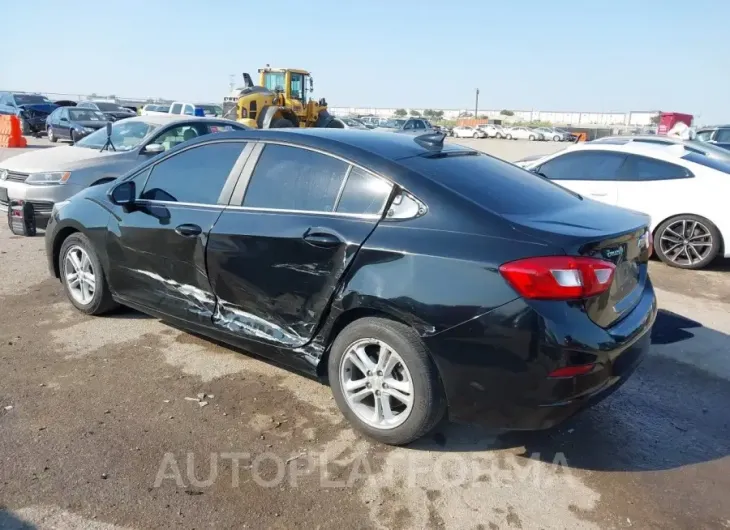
[423,109,434,118]
[410,109,421,117]
[433,110,444,120]
[394,108,407,117]
[500,109,514,116]
[458,111,473,118]
[649,113,661,125]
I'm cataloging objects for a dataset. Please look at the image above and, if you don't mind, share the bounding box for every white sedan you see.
[452,126,487,138]
[505,127,544,141]
[522,142,730,269]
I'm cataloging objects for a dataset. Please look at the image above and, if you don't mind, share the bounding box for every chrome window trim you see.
[133,199,225,210]
[224,204,381,220]
[138,139,249,206]
[234,140,395,217]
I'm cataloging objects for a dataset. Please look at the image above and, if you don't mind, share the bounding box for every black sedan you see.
[75,101,136,121]
[46,107,108,143]
[44,129,657,445]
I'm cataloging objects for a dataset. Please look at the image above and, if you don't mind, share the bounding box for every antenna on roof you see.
[414,131,446,151]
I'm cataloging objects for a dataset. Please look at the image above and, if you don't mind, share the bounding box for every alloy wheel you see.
[64,245,96,305]
[48,127,54,142]
[659,219,713,267]
[339,338,414,430]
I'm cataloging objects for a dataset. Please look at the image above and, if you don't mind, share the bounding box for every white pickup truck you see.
[168,102,223,118]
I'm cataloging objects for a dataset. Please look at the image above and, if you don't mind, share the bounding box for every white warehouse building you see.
[329,107,661,126]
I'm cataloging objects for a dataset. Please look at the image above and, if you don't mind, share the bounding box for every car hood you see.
[18,103,58,114]
[73,120,107,128]
[0,145,123,173]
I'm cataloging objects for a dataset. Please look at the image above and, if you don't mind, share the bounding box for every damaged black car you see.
[45,129,656,445]
[0,92,58,135]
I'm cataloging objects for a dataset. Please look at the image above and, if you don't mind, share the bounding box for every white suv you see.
[506,127,544,141]
[477,124,506,138]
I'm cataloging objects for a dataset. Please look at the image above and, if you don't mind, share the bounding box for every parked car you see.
[46,107,108,143]
[506,127,545,141]
[377,118,435,134]
[0,115,245,228]
[534,127,571,142]
[694,125,730,151]
[590,135,730,163]
[477,124,506,138]
[452,126,487,138]
[522,142,730,269]
[332,117,370,129]
[167,102,223,118]
[0,92,58,135]
[358,116,386,128]
[141,104,171,116]
[45,129,656,445]
[76,101,136,122]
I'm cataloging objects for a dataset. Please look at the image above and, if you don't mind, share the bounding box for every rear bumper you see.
[424,279,657,430]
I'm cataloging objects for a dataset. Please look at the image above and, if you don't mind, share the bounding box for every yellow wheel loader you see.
[222,66,341,129]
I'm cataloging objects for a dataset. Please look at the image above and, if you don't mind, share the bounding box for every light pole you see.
[475,88,479,118]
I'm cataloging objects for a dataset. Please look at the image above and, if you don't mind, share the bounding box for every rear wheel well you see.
[316,307,413,378]
[51,227,79,278]
[652,213,725,255]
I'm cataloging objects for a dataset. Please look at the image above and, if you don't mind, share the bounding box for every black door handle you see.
[175,223,202,237]
[303,229,342,248]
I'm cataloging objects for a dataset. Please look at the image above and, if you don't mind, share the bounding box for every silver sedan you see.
[0,115,246,228]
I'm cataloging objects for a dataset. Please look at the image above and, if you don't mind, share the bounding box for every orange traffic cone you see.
[0,115,28,148]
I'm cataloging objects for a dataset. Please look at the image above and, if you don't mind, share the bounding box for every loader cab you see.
[259,67,312,104]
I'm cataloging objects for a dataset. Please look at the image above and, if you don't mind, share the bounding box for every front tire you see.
[654,215,721,270]
[70,130,77,144]
[529,135,535,141]
[328,317,446,445]
[48,127,57,143]
[59,233,118,315]
[473,132,479,138]
[20,118,30,135]
[553,135,561,142]
[506,134,513,140]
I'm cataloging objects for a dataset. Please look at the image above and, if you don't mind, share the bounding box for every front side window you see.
[243,144,349,212]
[140,142,245,204]
[414,120,426,129]
[169,103,183,114]
[538,151,626,181]
[69,109,106,122]
[619,154,692,181]
[183,104,195,116]
[695,130,714,142]
[290,73,303,100]
[152,123,209,151]
[336,167,393,215]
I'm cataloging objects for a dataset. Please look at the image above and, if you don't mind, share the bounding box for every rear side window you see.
[141,142,244,204]
[682,152,730,174]
[169,103,182,114]
[696,130,714,142]
[619,154,692,181]
[336,167,392,215]
[716,129,730,143]
[538,151,626,181]
[243,144,349,212]
[402,152,583,215]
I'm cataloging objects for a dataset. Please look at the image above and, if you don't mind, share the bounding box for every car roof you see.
[176,128,473,161]
[121,115,234,126]
[550,141,692,162]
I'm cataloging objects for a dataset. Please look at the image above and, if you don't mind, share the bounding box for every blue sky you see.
[3,0,729,122]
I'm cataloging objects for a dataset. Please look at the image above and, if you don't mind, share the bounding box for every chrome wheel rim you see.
[64,245,96,305]
[660,219,713,266]
[339,338,414,430]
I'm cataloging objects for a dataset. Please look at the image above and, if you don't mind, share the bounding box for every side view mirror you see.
[309,77,314,91]
[143,143,165,155]
[109,181,136,206]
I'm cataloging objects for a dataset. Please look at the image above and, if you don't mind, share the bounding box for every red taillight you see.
[548,364,595,378]
[499,256,615,300]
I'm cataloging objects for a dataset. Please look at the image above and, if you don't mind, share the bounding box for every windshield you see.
[94,102,124,112]
[75,120,158,151]
[263,72,285,91]
[381,119,406,128]
[15,94,52,105]
[69,109,106,122]
[197,105,222,117]
[685,140,730,160]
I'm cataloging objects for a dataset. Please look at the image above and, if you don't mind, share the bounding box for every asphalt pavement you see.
[0,137,729,529]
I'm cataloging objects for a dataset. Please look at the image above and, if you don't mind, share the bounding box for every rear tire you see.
[654,215,721,270]
[20,118,30,135]
[70,130,77,144]
[59,233,118,315]
[529,135,535,141]
[328,317,446,445]
[553,135,561,142]
[473,132,479,138]
[270,118,295,128]
[506,134,513,140]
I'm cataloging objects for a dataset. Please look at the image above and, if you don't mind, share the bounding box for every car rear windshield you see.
[682,152,730,174]
[402,152,583,215]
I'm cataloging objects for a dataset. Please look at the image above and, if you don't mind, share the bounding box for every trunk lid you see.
[505,200,651,328]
